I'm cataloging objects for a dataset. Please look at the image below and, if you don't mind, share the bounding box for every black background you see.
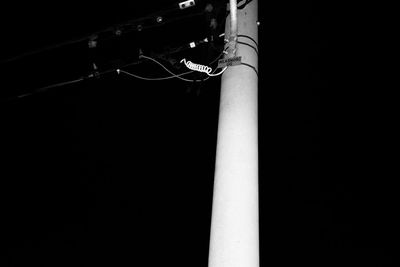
[1,1,392,266]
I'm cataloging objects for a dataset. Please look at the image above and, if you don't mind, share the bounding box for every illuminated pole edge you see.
[208,1,259,267]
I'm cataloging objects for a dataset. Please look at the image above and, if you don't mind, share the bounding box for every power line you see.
[116,49,227,82]
[1,77,86,103]
[0,5,204,65]
[1,45,227,101]
[118,69,194,81]
[208,67,227,76]
[140,50,228,81]
[139,55,210,82]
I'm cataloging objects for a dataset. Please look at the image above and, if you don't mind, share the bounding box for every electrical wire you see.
[117,69,194,81]
[237,0,254,10]
[209,47,228,65]
[219,35,258,55]
[1,76,85,102]
[120,48,227,82]
[241,62,258,77]
[238,34,259,48]
[2,45,228,101]
[0,9,205,65]
[1,66,123,102]
[139,55,224,82]
[237,41,259,55]
[207,67,227,76]
[139,55,202,82]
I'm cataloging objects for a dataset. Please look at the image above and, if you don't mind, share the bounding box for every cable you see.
[1,65,121,102]
[179,45,228,77]
[207,67,227,76]
[180,59,227,77]
[241,62,258,77]
[120,49,227,82]
[238,34,258,48]
[139,55,199,82]
[117,69,194,81]
[209,49,227,65]
[237,41,258,55]
[0,38,88,65]
[1,76,85,102]
[1,46,228,101]
[207,46,229,67]
[139,55,218,82]
[237,0,254,10]
[0,9,205,65]
[120,69,211,82]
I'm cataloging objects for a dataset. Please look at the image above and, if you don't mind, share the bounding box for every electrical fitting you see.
[178,0,196,10]
[88,35,98,48]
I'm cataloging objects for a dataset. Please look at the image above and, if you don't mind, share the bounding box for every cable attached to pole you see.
[237,41,258,55]
[1,36,229,101]
[117,69,194,81]
[238,34,258,48]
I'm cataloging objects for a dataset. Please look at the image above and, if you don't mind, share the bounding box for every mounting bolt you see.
[179,0,196,10]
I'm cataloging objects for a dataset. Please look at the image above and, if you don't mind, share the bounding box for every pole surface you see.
[208,1,259,267]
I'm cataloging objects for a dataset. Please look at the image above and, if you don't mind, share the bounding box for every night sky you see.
[1,1,392,266]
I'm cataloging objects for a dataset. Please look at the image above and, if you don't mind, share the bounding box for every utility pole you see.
[208,1,259,267]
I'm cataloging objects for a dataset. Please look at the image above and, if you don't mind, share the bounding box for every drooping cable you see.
[0,6,205,65]
[1,77,85,102]
[208,67,227,76]
[1,43,228,101]
[117,69,194,81]
[120,49,227,82]
[139,55,205,82]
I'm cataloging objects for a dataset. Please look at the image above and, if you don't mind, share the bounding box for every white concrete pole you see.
[208,1,259,267]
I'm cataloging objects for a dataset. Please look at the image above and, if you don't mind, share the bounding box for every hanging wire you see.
[241,62,258,77]
[139,55,200,82]
[1,43,228,102]
[140,55,216,82]
[207,67,227,76]
[1,76,86,102]
[120,48,227,82]
[117,69,193,81]
[0,7,205,66]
